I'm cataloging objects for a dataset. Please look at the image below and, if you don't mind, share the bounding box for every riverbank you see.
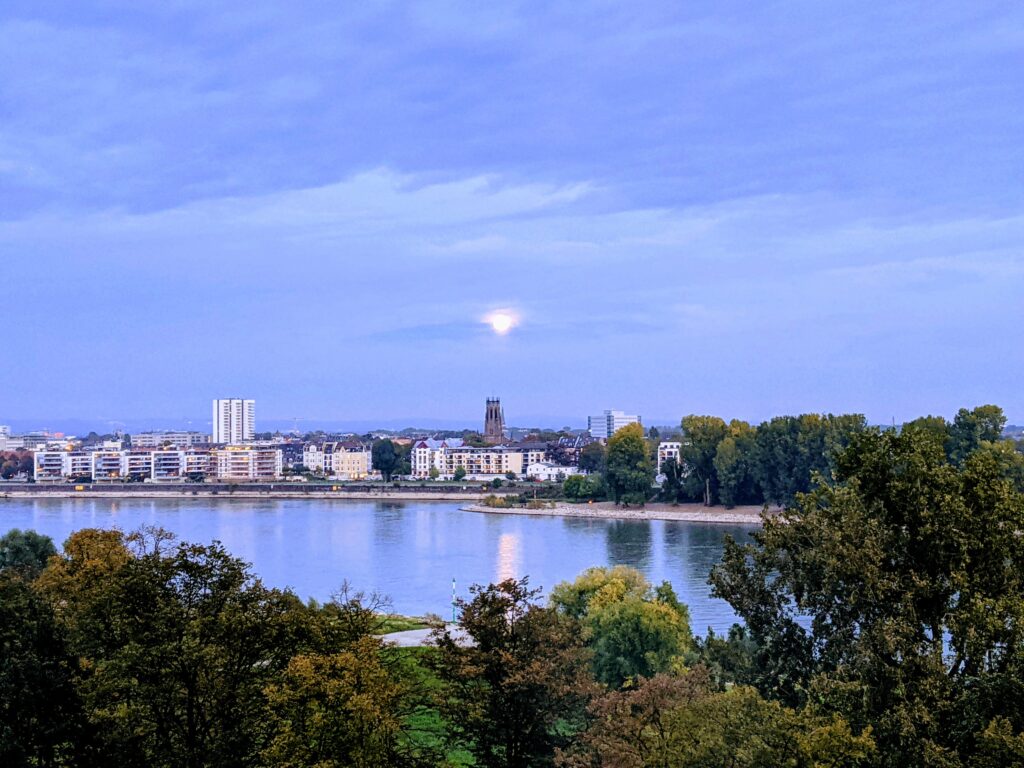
[461,501,774,524]
[0,484,489,502]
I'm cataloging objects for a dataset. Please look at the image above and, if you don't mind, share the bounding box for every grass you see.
[392,646,476,766]
[375,613,432,634]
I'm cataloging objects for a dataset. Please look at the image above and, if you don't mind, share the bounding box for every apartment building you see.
[657,441,682,474]
[213,446,282,480]
[412,440,547,480]
[303,442,371,480]
[212,399,255,444]
[132,431,209,449]
[32,446,281,482]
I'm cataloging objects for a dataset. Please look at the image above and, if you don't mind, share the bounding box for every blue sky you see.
[2,1,1023,431]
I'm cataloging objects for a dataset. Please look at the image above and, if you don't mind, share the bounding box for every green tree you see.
[564,474,604,501]
[605,424,653,505]
[0,528,57,575]
[453,465,467,481]
[946,404,1007,465]
[431,578,594,768]
[679,415,728,506]
[711,426,1024,767]
[262,635,431,768]
[37,528,316,768]
[428,466,440,480]
[551,566,691,688]
[560,670,874,768]
[578,443,606,475]
[713,420,759,508]
[0,571,90,767]
[372,440,400,481]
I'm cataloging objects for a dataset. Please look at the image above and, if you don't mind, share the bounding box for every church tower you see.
[484,398,505,444]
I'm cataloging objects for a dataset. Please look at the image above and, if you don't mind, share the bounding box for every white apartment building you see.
[32,447,281,482]
[657,441,682,473]
[212,447,282,480]
[527,462,579,482]
[411,440,546,480]
[212,399,255,444]
[132,431,209,449]
[303,442,371,480]
[587,410,642,440]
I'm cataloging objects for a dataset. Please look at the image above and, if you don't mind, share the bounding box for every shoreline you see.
[461,501,772,524]
[0,488,488,502]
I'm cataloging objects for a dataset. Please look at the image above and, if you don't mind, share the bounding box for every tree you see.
[0,572,90,767]
[605,424,653,505]
[551,566,691,688]
[679,415,728,506]
[711,426,1024,766]
[505,471,518,481]
[0,528,57,575]
[946,404,1007,465]
[428,466,440,480]
[559,671,874,768]
[564,474,604,501]
[372,440,400,481]
[453,466,467,481]
[262,635,432,768]
[658,458,685,503]
[37,528,316,768]
[713,420,759,508]
[431,578,594,768]
[578,443,606,475]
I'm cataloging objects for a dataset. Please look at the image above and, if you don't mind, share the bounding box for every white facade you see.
[212,399,255,444]
[213,447,282,480]
[526,462,578,482]
[657,441,681,473]
[587,410,642,440]
[132,431,209,449]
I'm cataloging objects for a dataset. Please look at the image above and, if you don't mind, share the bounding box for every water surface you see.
[0,498,757,634]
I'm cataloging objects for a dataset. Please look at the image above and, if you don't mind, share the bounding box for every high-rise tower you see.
[212,398,255,444]
[484,398,505,444]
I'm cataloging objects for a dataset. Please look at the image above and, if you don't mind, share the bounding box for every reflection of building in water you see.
[496,532,522,582]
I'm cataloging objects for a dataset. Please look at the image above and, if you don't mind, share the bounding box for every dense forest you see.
[3,407,1024,767]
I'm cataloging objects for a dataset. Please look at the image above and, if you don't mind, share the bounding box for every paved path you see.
[383,625,471,648]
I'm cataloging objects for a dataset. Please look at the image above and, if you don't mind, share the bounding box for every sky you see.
[2,1,1023,432]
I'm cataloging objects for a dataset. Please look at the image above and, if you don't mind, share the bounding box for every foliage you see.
[692,623,760,689]
[453,466,467,481]
[0,571,90,767]
[559,670,874,768]
[0,528,57,575]
[428,466,440,480]
[605,424,653,505]
[430,578,594,768]
[713,420,760,508]
[711,426,1024,767]
[563,474,605,501]
[578,443,606,475]
[373,439,400,481]
[262,636,433,768]
[946,404,1007,466]
[679,415,728,506]
[551,566,691,688]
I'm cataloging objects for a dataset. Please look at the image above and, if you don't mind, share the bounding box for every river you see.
[0,497,758,634]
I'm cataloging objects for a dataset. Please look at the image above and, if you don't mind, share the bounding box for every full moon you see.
[485,311,517,335]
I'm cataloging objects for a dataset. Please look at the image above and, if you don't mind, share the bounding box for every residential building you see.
[412,440,547,480]
[33,451,66,482]
[212,446,281,480]
[303,442,371,480]
[132,431,209,449]
[657,441,682,474]
[212,398,255,444]
[527,462,578,482]
[92,450,125,480]
[587,410,641,440]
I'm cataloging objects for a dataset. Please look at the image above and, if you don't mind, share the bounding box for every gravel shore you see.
[461,501,775,524]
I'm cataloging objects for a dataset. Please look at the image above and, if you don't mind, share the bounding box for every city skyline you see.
[2,3,1022,425]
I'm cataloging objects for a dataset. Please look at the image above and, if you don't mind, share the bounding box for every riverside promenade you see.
[0,482,490,502]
